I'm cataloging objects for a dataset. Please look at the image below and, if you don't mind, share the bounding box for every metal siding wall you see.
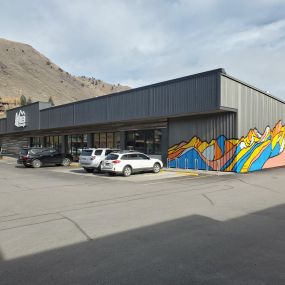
[74,98,107,125]
[107,89,150,121]
[168,113,236,147]
[37,71,219,130]
[221,76,285,137]
[6,103,40,133]
[40,105,74,129]
[150,73,218,117]
[0,119,7,134]
[40,110,49,129]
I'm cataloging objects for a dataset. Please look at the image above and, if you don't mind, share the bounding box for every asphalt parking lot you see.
[0,158,285,284]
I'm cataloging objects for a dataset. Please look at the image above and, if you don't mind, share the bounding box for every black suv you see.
[18,148,72,168]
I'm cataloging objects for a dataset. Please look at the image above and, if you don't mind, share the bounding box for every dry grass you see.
[0,38,130,112]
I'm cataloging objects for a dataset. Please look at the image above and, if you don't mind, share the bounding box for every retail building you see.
[1,68,285,173]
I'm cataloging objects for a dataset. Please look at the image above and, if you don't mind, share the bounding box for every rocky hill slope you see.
[0,38,130,109]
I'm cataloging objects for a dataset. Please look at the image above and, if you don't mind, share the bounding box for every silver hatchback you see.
[79,148,120,173]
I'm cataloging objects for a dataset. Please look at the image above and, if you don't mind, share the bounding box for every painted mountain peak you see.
[168,121,285,173]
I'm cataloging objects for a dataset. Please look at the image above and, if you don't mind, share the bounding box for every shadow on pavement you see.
[0,204,284,284]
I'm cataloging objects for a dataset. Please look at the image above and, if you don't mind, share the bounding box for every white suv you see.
[102,151,163,177]
[79,148,120,173]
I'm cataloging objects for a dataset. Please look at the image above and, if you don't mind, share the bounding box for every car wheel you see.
[153,163,161,173]
[62,158,71,166]
[123,165,132,177]
[97,162,102,173]
[84,168,94,173]
[32,159,42,168]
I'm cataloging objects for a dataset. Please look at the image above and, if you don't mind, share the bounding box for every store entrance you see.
[66,134,87,161]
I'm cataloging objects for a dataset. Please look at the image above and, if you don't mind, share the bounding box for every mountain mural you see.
[168,121,285,173]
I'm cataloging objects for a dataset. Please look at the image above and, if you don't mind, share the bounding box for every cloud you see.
[0,0,285,99]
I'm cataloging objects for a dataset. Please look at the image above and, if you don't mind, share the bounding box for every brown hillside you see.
[0,38,130,108]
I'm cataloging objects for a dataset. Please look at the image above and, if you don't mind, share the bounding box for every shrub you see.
[20,95,27,106]
[48,96,55,106]
[27,97,32,104]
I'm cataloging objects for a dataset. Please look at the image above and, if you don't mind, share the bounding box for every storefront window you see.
[115,132,120,149]
[126,132,134,151]
[99,133,107,148]
[45,136,62,152]
[30,137,41,147]
[145,130,154,154]
[154,129,162,154]
[134,131,145,153]
[67,134,87,160]
[93,132,120,149]
[94,133,100,148]
[125,129,162,154]
[107,132,114,148]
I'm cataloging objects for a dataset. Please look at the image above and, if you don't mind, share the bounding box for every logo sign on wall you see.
[15,110,26,128]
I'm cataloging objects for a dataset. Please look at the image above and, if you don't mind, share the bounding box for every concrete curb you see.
[163,168,235,176]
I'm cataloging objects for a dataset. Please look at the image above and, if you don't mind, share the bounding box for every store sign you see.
[15,110,26,128]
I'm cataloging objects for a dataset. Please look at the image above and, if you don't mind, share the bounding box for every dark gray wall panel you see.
[106,89,150,121]
[40,105,74,129]
[38,70,220,130]
[0,119,7,134]
[49,105,74,129]
[40,110,49,129]
[72,71,219,126]
[6,103,40,133]
[1,69,221,134]
[168,112,236,147]
[74,97,107,125]
[149,73,218,117]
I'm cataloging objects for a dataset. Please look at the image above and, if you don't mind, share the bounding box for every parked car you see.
[102,151,163,177]
[17,148,72,168]
[79,148,120,173]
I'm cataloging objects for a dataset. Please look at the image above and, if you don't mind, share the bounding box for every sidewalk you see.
[0,155,16,161]
[163,167,235,176]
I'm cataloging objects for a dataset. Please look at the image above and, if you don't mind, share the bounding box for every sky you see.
[1,0,285,99]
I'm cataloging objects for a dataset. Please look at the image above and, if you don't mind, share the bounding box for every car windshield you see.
[105,149,120,155]
[81,150,93,156]
[95,150,103,156]
[28,149,44,155]
[19,149,28,155]
[105,154,119,160]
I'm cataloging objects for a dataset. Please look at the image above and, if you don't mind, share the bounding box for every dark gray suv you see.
[18,148,72,168]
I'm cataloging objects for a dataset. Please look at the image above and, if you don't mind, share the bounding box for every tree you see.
[27,97,32,104]
[48,96,55,106]
[20,95,27,106]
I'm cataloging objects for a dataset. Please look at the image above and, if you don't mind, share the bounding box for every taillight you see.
[22,155,29,160]
[90,155,96,160]
[112,160,121,164]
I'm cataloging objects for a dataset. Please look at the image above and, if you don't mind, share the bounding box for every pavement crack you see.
[0,217,65,232]
[202,193,215,206]
[236,178,280,193]
[59,213,93,241]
